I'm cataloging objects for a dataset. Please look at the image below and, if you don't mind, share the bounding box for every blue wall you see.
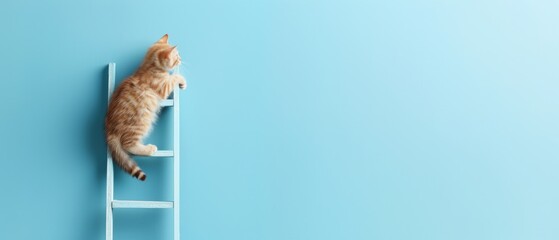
[1,0,558,239]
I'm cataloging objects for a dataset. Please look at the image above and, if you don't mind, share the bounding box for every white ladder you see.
[106,63,181,240]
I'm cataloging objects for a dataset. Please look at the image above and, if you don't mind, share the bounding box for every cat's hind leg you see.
[126,143,158,156]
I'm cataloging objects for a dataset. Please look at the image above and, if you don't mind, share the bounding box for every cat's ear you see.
[161,46,177,59]
[157,34,169,43]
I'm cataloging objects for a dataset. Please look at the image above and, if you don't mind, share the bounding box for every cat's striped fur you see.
[105,34,186,181]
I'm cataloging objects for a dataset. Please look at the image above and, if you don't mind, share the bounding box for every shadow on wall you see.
[76,66,109,240]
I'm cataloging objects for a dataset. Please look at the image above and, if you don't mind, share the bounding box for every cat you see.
[105,34,186,181]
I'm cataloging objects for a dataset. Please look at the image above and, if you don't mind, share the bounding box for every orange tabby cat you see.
[105,34,186,181]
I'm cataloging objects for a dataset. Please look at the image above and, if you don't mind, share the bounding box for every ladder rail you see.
[173,87,180,240]
[106,63,116,240]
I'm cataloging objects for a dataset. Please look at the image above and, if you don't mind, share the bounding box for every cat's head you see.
[147,34,182,70]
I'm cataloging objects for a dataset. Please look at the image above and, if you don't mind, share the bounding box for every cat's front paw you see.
[179,81,187,89]
[173,75,187,90]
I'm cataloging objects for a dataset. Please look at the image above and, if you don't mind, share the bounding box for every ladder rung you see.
[112,200,173,209]
[160,99,174,107]
[131,150,173,157]
[150,150,173,157]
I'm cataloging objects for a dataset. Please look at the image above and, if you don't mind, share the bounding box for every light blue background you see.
[1,0,558,239]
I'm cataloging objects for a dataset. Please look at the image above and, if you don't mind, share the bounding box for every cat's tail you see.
[106,135,147,181]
